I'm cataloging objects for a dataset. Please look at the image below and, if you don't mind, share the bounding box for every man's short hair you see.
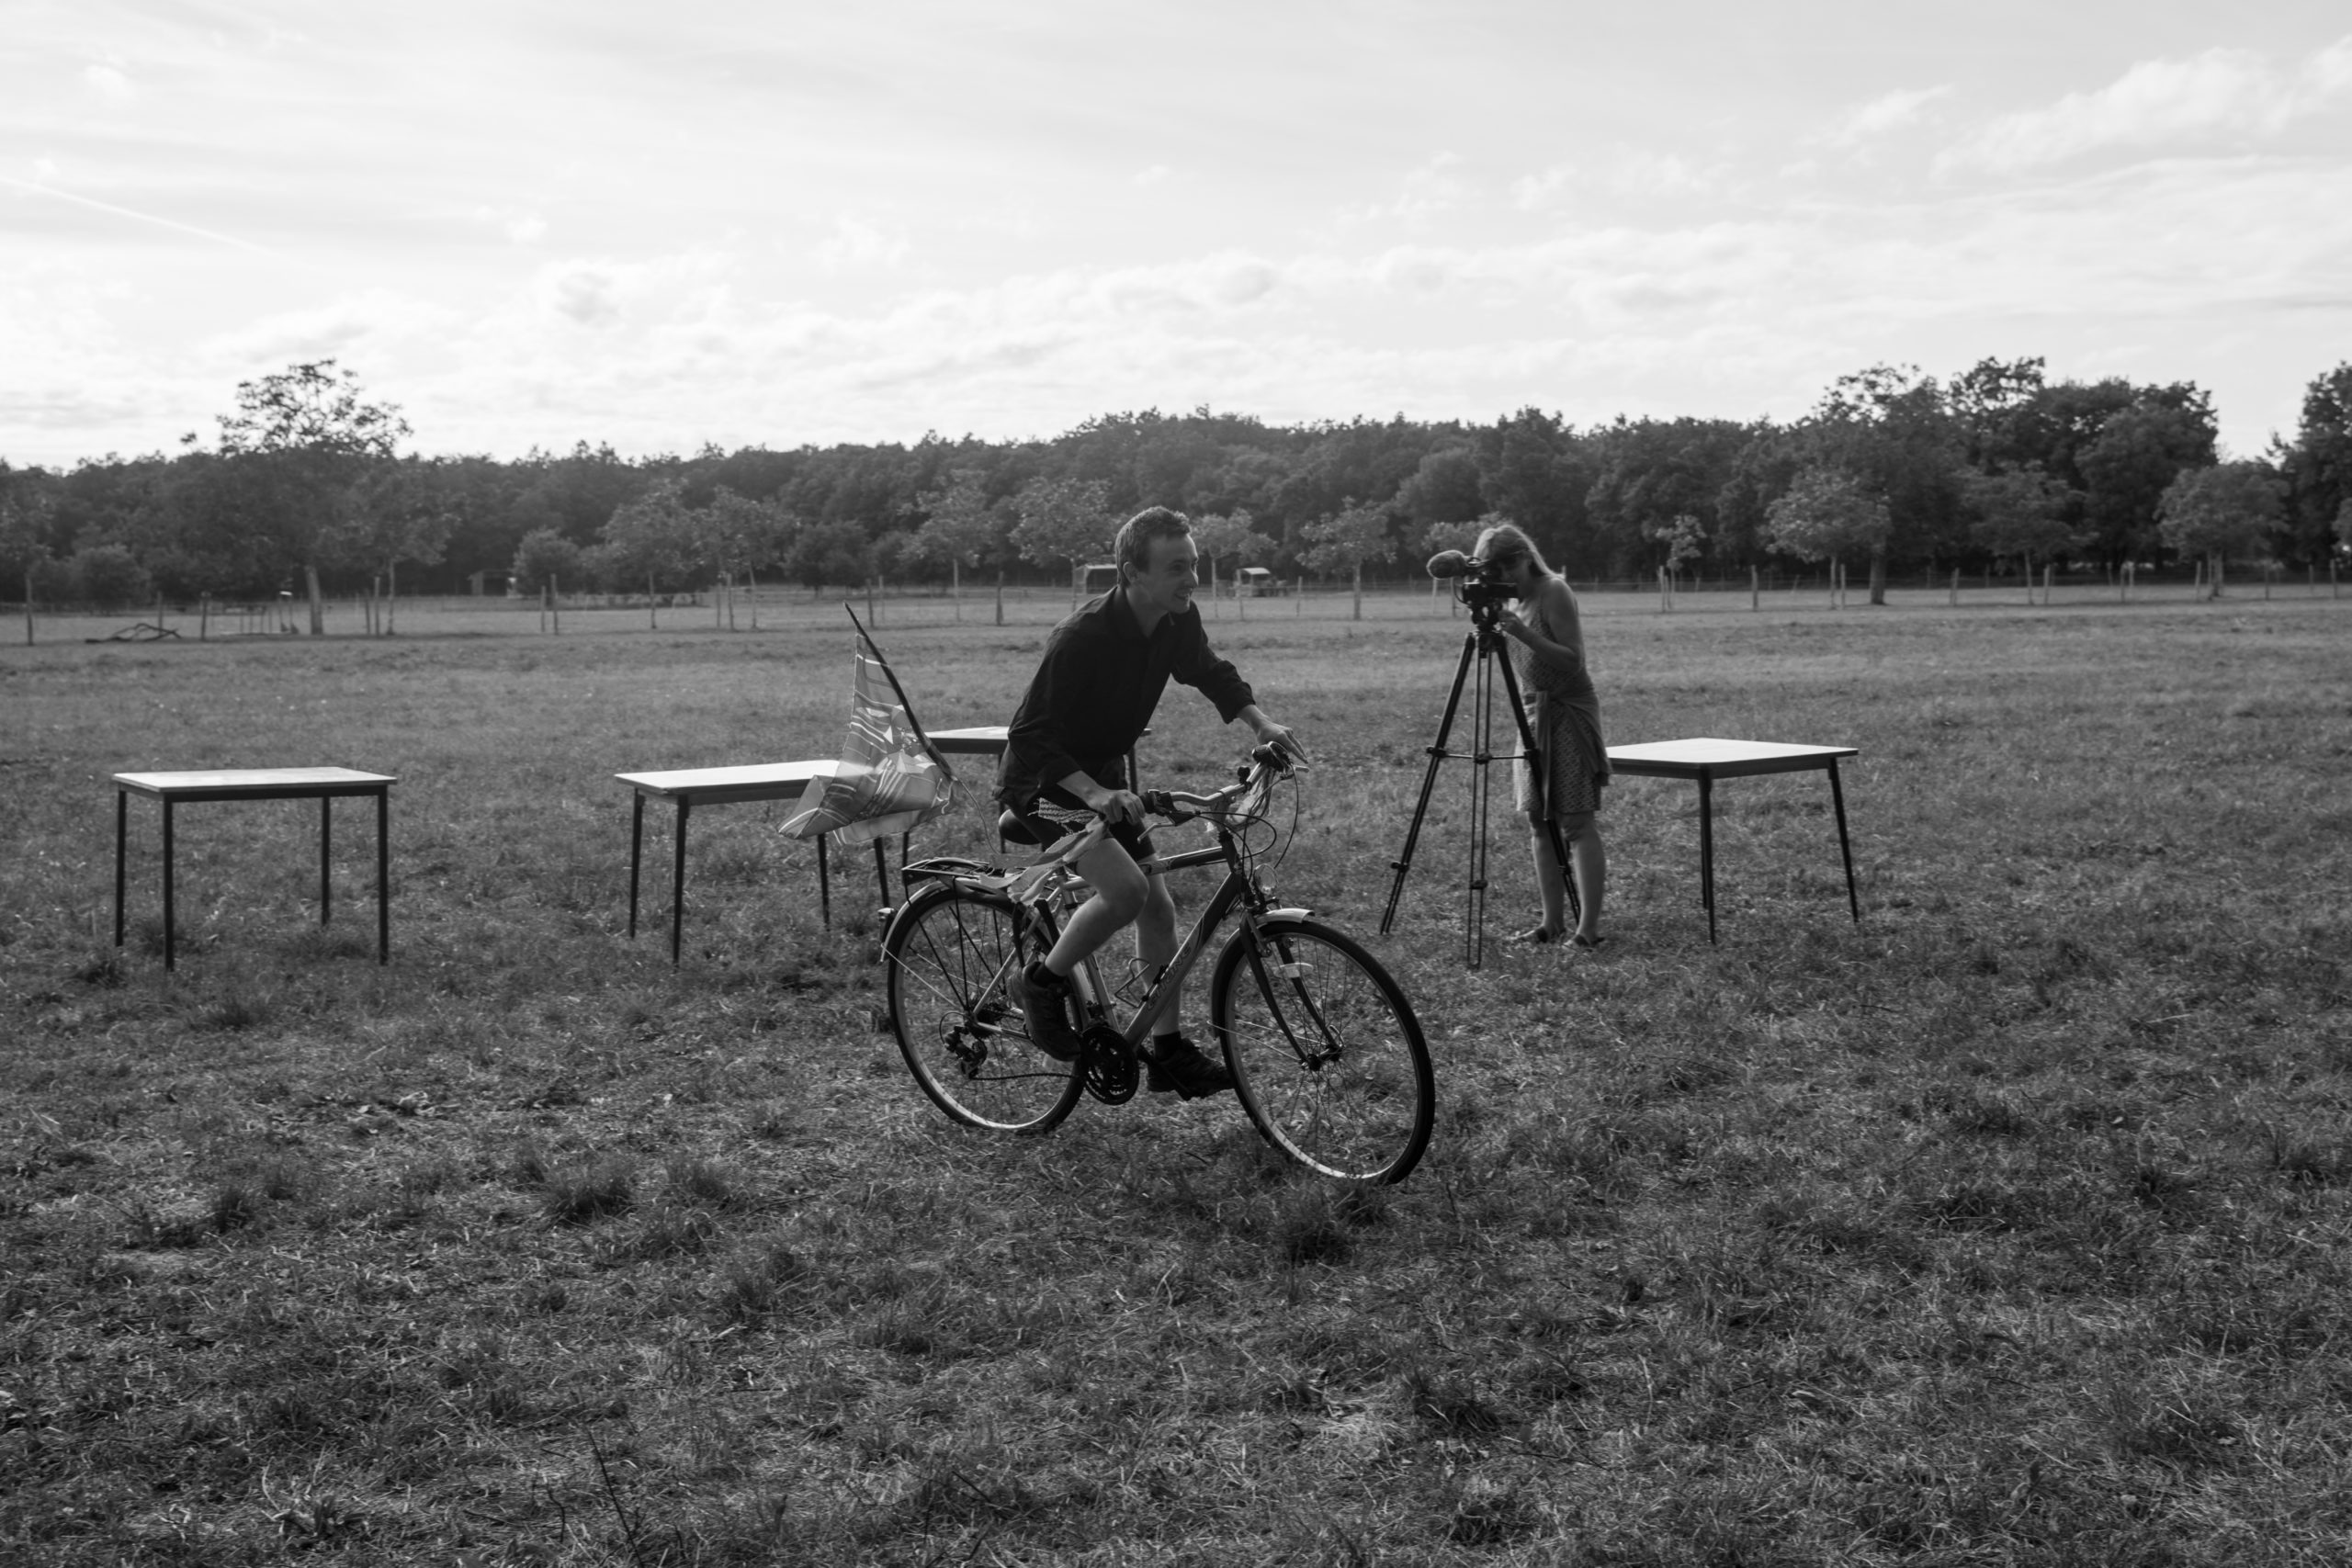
[1115,507,1193,578]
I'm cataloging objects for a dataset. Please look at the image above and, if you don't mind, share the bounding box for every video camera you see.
[1425,549,1517,615]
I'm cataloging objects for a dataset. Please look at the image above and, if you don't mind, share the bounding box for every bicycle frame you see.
[897,772,1306,1055]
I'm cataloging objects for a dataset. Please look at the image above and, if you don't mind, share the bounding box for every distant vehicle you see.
[1233,567,1278,597]
[1080,562,1121,596]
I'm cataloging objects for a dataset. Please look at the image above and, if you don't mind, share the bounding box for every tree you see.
[1799,365,1966,602]
[1395,447,1486,530]
[1188,509,1274,604]
[2157,462,2283,596]
[511,528,584,596]
[332,457,459,634]
[1961,465,2081,587]
[213,360,412,633]
[1299,500,1395,621]
[1582,417,1748,581]
[1763,466,1890,604]
[0,472,56,643]
[598,479,698,626]
[1645,513,1706,577]
[786,521,874,596]
[1009,476,1117,592]
[907,469,1004,615]
[1419,518,1485,559]
[67,543,152,608]
[2077,396,2216,564]
[699,486,793,627]
[2277,363,2352,565]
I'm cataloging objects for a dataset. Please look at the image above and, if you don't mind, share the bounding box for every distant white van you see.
[1234,567,1278,598]
[1080,562,1121,596]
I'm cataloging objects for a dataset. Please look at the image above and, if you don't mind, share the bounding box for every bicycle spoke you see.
[886,887,1080,1134]
[1215,919,1432,1183]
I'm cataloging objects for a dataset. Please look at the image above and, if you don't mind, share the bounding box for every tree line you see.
[4,355,2348,615]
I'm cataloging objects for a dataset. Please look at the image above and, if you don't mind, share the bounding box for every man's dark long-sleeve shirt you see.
[997,585,1255,807]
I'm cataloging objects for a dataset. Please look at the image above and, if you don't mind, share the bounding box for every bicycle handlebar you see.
[1140,743,1295,824]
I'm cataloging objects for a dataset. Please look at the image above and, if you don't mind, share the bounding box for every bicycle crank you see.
[1080,1021,1138,1105]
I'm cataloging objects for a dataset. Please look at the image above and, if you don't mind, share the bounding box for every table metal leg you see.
[1698,773,1716,944]
[628,794,644,938]
[672,796,690,965]
[114,790,127,948]
[376,787,390,962]
[321,795,333,925]
[163,798,176,971]
[817,834,832,928]
[1828,759,1859,923]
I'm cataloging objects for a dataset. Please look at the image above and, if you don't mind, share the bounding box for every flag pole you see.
[842,604,952,779]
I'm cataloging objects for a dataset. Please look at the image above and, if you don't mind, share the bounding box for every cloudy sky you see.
[5,1,2348,468]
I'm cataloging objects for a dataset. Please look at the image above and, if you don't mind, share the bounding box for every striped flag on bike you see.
[779,641,959,846]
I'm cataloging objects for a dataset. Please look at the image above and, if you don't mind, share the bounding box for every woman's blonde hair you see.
[1474,521,1553,578]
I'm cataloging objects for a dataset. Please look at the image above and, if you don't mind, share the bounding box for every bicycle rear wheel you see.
[884,885,1082,1135]
[1209,918,1434,1183]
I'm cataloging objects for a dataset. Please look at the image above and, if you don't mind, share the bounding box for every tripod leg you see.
[1466,641,1493,968]
[1380,633,1478,935]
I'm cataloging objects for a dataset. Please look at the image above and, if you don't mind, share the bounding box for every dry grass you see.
[3,591,2349,1564]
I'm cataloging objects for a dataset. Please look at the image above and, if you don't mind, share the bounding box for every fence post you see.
[1950,568,1959,608]
[2043,563,2053,604]
[2121,562,2132,603]
[1750,564,1758,610]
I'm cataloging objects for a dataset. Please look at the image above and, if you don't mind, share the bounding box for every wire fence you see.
[7,559,2345,646]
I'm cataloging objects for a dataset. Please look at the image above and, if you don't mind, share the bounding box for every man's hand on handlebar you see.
[1086,786,1146,826]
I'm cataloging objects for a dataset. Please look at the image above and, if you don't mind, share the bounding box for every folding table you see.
[618,726,1009,964]
[1603,739,1860,942]
[112,767,396,970]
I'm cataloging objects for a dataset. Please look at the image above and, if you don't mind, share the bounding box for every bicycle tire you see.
[884,885,1083,1135]
[1209,917,1434,1183]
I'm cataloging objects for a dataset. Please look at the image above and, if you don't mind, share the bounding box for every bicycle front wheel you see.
[884,886,1082,1135]
[1209,918,1434,1183]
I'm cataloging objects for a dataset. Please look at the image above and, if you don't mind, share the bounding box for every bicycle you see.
[879,746,1435,1183]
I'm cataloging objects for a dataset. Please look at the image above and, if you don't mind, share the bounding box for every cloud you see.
[1338,152,1469,224]
[814,216,910,273]
[1822,85,1952,147]
[470,206,548,244]
[1940,38,2352,173]
[82,63,135,103]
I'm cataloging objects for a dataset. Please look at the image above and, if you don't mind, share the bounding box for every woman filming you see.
[1476,522,1609,949]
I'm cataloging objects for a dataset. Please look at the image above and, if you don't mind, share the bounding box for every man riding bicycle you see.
[999,506,1309,1100]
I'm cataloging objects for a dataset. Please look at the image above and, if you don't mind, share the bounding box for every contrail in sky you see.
[0,175,275,255]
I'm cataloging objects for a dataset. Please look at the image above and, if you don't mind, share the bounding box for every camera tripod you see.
[1379,600,1576,969]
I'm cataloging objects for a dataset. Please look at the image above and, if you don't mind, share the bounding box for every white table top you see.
[115,767,398,795]
[616,759,840,796]
[924,725,1011,754]
[1606,738,1857,778]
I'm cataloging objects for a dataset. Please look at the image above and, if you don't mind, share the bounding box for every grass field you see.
[4,591,2349,1565]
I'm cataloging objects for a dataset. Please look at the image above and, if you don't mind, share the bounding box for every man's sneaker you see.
[1008,963,1082,1062]
[1145,1033,1235,1100]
